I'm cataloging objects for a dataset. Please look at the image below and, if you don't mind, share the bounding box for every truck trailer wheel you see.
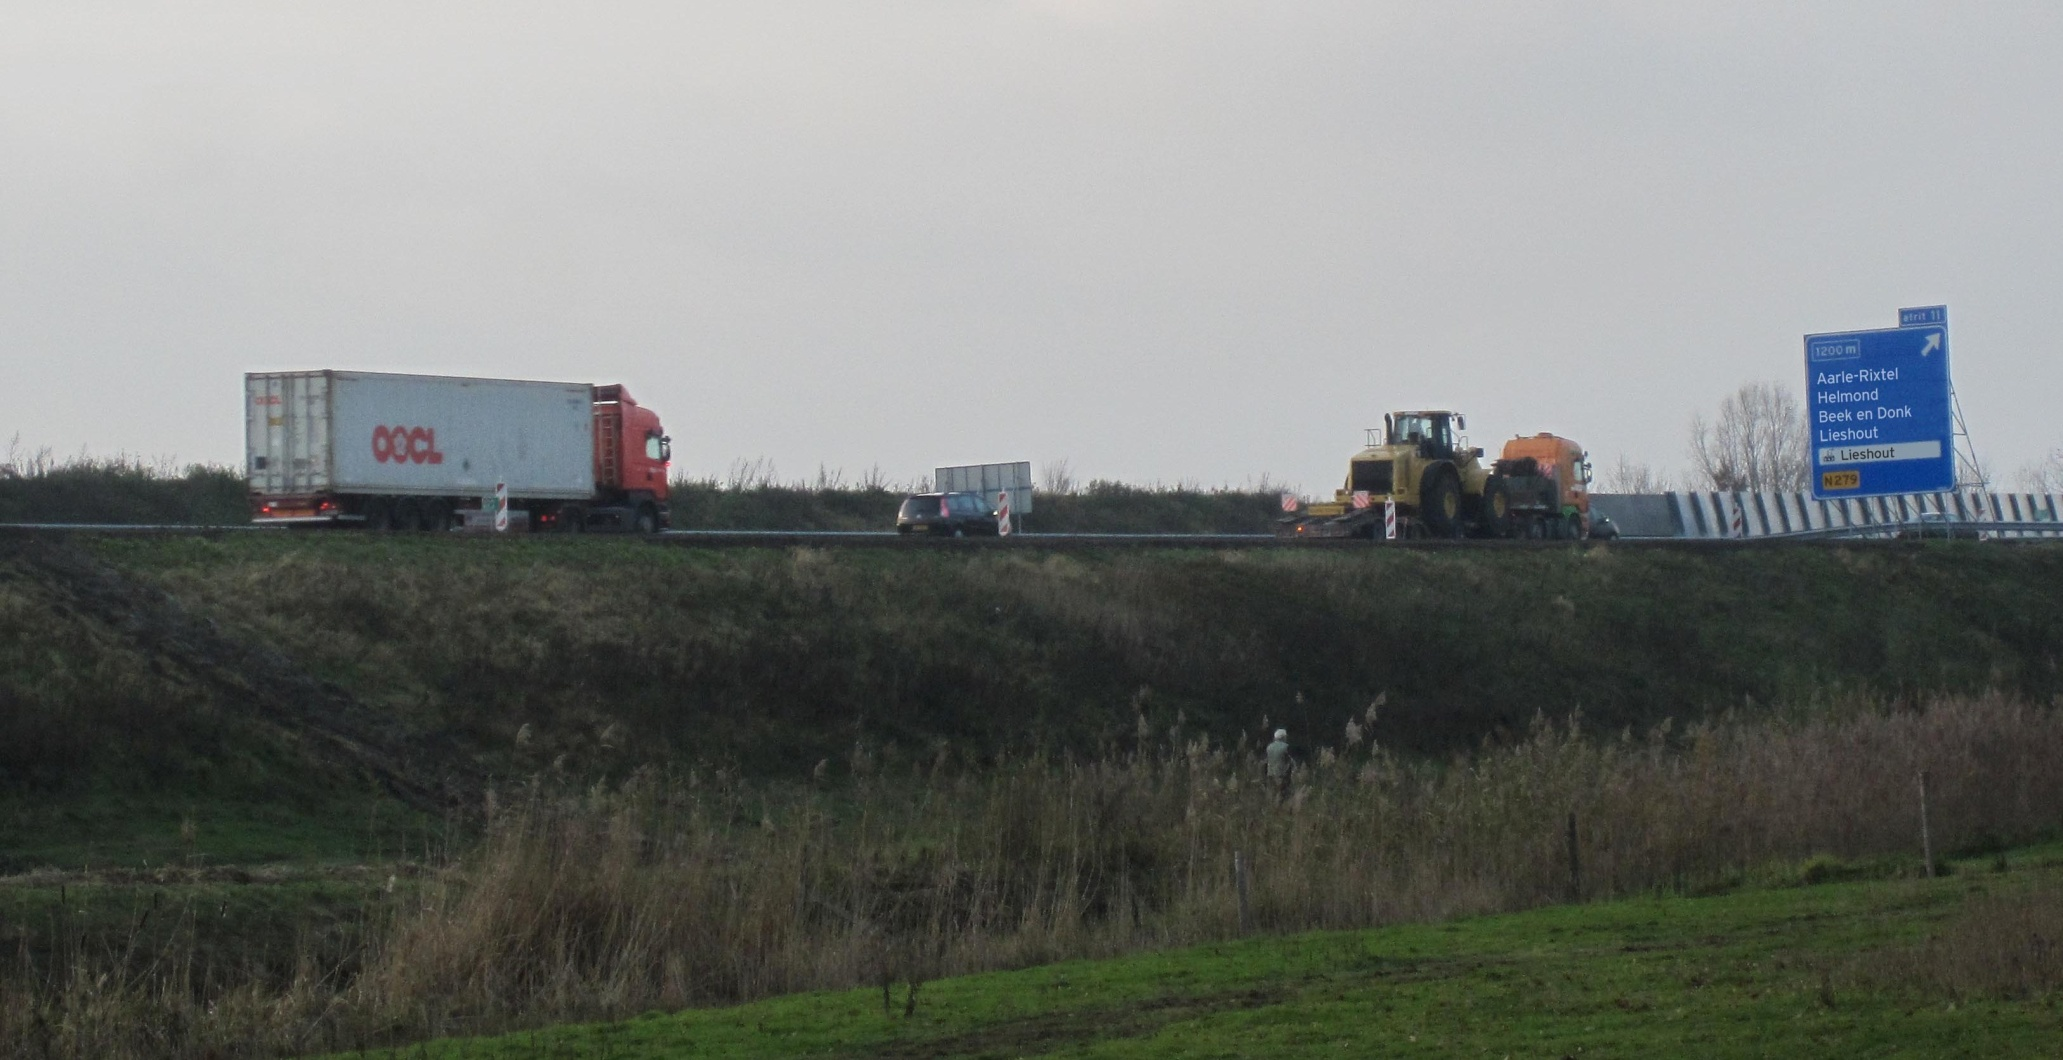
[1476,479,1511,538]
[363,497,398,532]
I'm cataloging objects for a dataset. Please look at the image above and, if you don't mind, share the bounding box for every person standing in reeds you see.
[1266,728,1293,799]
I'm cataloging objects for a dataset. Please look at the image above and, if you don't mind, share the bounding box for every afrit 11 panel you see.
[246,370,596,500]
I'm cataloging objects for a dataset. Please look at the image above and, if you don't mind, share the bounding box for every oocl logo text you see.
[371,425,445,465]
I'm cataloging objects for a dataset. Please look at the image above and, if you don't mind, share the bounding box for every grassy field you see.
[75,534,2063,770]
[7,534,2063,1057]
[7,688,2058,1059]
[8,533,2063,865]
[323,845,2063,1058]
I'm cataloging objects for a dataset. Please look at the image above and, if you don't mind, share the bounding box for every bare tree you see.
[1689,382,1809,492]
[1038,458,1077,496]
[1597,455,1674,494]
[2017,449,2063,494]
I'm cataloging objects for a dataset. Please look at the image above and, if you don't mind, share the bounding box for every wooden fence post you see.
[1234,851,1252,934]
[1566,811,1582,900]
[1918,771,1935,879]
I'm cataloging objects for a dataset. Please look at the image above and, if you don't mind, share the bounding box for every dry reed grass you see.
[5,692,2061,1057]
[1851,878,2063,1002]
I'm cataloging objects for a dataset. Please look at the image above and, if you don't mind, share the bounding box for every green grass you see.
[0,788,436,871]
[12,534,2063,870]
[76,534,2063,772]
[0,873,386,984]
[327,849,2063,1059]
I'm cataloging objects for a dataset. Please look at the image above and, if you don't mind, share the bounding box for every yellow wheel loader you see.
[1276,412,1596,541]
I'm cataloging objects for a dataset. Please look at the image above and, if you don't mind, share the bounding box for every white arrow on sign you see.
[1920,332,1941,357]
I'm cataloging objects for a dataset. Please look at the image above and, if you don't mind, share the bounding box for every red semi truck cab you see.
[245,370,673,532]
[571,383,673,531]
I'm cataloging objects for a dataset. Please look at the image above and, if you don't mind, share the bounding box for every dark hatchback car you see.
[896,491,999,536]
[1896,513,1983,540]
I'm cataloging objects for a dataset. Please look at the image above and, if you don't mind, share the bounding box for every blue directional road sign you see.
[1805,309,1954,500]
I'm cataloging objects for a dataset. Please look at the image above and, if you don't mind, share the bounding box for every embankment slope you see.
[47,536,2063,783]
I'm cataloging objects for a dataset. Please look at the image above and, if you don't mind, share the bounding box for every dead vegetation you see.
[1852,878,2063,1001]
[5,693,2062,1057]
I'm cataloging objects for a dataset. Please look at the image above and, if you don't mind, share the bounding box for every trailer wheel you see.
[422,498,453,532]
[364,497,398,532]
[559,506,587,533]
[393,498,423,532]
[1476,479,1511,538]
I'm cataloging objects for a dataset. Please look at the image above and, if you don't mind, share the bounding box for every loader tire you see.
[1421,470,1462,538]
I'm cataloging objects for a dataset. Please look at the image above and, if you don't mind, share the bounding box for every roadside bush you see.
[0,445,246,525]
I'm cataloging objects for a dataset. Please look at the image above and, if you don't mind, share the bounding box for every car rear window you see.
[900,496,940,518]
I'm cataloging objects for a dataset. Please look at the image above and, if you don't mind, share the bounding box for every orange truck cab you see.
[1493,433,1593,539]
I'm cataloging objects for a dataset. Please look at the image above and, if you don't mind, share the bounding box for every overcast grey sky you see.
[4,2,2060,492]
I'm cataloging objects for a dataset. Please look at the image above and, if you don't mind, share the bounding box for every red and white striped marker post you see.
[494,482,509,533]
[1728,495,1745,538]
[1384,498,1397,540]
[996,489,1013,537]
[1280,493,1299,513]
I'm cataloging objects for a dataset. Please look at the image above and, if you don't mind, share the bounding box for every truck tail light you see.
[940,498,950,518]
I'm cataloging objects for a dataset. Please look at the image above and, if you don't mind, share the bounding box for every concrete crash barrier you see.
[1589,492,2063,540]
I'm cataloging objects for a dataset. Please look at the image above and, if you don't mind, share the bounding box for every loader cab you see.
[1385,411,1463,460]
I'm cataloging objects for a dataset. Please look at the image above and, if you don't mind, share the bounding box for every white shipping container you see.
[246,371,596,501]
